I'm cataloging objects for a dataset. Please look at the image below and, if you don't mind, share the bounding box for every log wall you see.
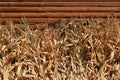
[0,1,119,26]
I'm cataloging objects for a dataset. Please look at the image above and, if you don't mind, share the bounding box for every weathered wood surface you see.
[0,2,120,7]
[0,0,119,2]
[0,1,119,24]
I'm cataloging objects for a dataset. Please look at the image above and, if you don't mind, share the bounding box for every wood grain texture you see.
[0,0,120,2]
[0,7,119,12]
[0,1,119,25]
[0,2,119,7]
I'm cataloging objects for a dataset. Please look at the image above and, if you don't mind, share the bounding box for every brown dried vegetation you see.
[0,18,120,80]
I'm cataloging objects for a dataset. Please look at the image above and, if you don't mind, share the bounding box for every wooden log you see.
[0,18,59,23]
[0,2,120,7]
[0,7,119,12]
[0,0,120,2]
[1,17,117,23]
[0,12,119,18]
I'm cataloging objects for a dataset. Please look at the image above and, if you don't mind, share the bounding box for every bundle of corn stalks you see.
[0,18,120,80]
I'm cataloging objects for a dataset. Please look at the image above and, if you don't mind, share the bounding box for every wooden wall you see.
[0,0,119,25]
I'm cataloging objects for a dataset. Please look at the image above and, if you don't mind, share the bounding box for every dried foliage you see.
[0,18,120,80]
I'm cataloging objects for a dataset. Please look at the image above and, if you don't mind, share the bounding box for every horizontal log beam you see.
[0,7,119,12]
[0,2,120,7]
[0,12,119,18]
[0,18,59,24]
[0,0,120,2]
[1,17,117,23]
